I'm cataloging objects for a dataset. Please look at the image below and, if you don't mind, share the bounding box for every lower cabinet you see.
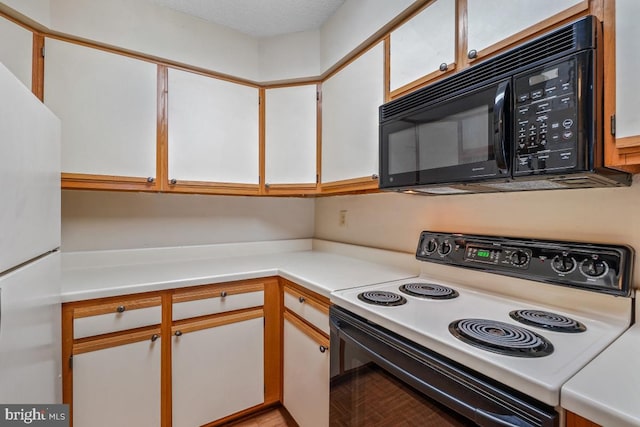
[72,331,162,427]
[565,411,601,427]
[283,311,330,427]
[171,310,264,427]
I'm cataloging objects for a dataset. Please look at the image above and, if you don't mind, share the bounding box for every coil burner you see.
[357,291,407,306]
[449,318,554,357]
[510,309,586,333]
[399,282,459,299]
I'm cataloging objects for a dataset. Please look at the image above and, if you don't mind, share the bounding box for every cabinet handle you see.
[170,178,177,185]
[174,330,183,337]
[467,49,478,59]
[220,291,228,298]
[371,174,379,180]
[439,62,448,72]
[319,345,328,353]
[298,296,305,303]
[146,177,155,183]
[116,305,126,313]
[151,334,159,342]
[265,183,270,189]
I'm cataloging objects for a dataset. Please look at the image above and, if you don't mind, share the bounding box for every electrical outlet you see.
[339,210,347,226]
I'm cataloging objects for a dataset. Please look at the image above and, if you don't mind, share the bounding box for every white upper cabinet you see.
[44,39,157,178]
[321,42,384,183]
[615,0,640,140]
[467,0,584,57]
[168,68,259,184]
[0,16,33,90]
[265,85,317,185]
[389,0,456,92]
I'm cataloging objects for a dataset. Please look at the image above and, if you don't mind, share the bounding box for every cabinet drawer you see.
[284,286,329,335]
[172,282,264,321]
[73,296,162,339]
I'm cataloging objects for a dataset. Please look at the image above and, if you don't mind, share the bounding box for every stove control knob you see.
[551,254,576,274]
[423,238,438,254]
[438,240,452,256]
[579,257,609,278]
[510,250,529,266]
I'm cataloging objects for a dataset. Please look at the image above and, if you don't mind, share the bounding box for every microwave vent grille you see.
[381,22,581,121]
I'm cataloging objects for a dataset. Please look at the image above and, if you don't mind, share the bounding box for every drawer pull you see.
[298,296,306,303]
[116,305,126,313]
[220,291,228,298]
[319,345,328,353]
[151,334,159,342]
[174,330,183,337]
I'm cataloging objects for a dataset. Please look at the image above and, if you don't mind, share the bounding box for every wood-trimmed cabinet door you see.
[171,309,265,427]
[283,312,330,427]
[43,38,159,191]
[166,68,260,195]
[320,41,384,194]
[264,84,318,195]
[465,0,587,63]
[72,331,162,427]
[388,0,456,97]
[565,411,601,427]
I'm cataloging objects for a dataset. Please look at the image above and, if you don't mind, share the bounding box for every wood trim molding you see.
[316,82,323,187]
[383,35,391,103]
[616,136,640,150]
[171,307,264,335]
[157,65,168,191]
[61,173,159,192]
[319,175,380,195]
[284,310,329,346]
[455,0,469,70]
[160,292,172,427]
[166,181,261,196]
[32,33,44,100]
[282,283,329,314]
[61,305,74,421]
[72,326,162,355]
[263,278,282,406]
[172,281,265,304]
[263,183,317,196]
[259,87,266,194]
[72,296,162,319]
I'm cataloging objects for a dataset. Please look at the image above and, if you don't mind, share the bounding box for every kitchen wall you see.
[61,191,315,251]
[315,174,640,287]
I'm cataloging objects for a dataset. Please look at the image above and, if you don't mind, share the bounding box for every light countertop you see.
[61,239,418,302]
[561,297,640,427]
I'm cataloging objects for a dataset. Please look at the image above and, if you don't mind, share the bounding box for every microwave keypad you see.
[514,60,578,174]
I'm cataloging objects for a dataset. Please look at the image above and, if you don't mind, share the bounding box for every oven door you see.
[329,306,558,427]
[379,79,511,189]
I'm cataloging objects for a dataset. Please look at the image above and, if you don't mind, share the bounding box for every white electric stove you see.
[329,232,634,426]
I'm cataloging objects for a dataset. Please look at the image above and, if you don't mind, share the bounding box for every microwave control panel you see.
[513,58,579,175]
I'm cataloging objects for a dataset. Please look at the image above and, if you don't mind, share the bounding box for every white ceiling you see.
[150,0,346,38]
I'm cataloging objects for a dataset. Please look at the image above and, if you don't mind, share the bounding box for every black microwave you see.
[379,16,631,195]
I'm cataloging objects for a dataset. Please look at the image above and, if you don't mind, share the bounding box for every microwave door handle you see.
[493,80,511,173]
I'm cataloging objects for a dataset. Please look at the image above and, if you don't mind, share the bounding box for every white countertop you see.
[561,298,640,427]
[61,239,418,302]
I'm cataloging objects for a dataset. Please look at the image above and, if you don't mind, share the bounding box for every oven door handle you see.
[493,79,511,174]
[475,408,533,427]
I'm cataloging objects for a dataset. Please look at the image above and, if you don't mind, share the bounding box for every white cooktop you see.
[330,276,632,407]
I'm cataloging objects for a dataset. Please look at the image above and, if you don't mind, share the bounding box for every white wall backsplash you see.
[314,174,640,288]
[62,191,315,251]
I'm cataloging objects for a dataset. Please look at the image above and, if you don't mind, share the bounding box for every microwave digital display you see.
[528,67,559,86]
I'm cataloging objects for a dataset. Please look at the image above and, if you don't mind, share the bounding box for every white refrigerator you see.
[0,62,62,404]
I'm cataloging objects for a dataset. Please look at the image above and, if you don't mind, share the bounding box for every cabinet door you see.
[265,85,317,188]
[167,68,259,185]
[0,16,32,90]
[615,0,640,141]
[72,334,161,427]
[283,313,329,427]
[389,0,455,93]
[321,42,384,186]
[44,39,157,179]
[172,313,264,427]
[466,0,585,58]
